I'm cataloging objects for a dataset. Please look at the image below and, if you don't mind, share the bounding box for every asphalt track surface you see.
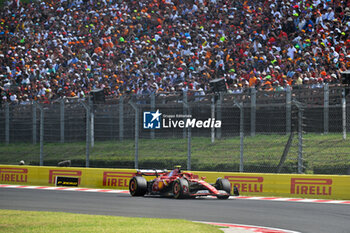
[0,188,349,233]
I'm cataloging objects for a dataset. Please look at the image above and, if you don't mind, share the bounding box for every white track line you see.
[231,196,350,204]
[1,184,349,204]
[198,221,301,233]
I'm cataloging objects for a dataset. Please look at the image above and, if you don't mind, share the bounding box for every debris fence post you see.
[60,99,65,143]
[5,102,9,145]
[187,107,191,171]
[342,88,347,140]
[183,96,191,171]
[211,95,215,143]
[324,84,329,134]
[216,93,223,139]
[151,93,155,139]
[294,100,304,174]
[32,102,37,145]
[183,91,188,139]
[119,96,124,141]
[129,101,139,169]
[234,101,244,172]
[36,104,44,166]
[89,97,94,148]
[250,87,256,137]
[286,86,292,135]
[81,101,91,167]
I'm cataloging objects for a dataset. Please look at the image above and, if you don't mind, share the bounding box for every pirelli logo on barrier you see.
[291,178,332,196]
[0,167,28,183]
[49,170,82,185]
[225,176,264,193]
[103,171,135,187]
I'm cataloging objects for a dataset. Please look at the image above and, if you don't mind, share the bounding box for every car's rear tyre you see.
[215,178,231,199]
[129,176,147,196]
[173,178,189,199]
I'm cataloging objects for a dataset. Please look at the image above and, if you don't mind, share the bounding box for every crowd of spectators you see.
[0,0,349,104]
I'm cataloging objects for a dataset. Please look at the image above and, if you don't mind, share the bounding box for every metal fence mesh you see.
[0,86,349,174]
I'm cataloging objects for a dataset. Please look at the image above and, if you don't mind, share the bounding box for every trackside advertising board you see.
[189,171,350,200]
[0,165,349,200]
[0,165,135,190]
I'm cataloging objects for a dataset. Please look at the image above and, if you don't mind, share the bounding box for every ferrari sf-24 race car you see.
[129,166,239,199]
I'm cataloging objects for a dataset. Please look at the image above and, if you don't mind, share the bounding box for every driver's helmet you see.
[168,165,181,177]
[174,165,181,173]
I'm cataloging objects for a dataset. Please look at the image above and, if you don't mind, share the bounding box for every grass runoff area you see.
[0,134,349,174]
[0,210,222,233]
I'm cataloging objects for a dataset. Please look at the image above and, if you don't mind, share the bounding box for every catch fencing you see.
[0,85,349,175]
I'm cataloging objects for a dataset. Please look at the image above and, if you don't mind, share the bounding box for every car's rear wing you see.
[136,169,168,177]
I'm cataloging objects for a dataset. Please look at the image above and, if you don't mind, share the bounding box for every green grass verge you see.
[0,134,349,174]
[0,209,222,233]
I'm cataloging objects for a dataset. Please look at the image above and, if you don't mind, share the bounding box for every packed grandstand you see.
[0,0,349,104]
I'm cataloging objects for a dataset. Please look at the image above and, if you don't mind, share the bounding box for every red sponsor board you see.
[102,171,135,188]
[49,170,82,185]
[290,178,332,196]
[225,176,264,193]
[0,167,28,183]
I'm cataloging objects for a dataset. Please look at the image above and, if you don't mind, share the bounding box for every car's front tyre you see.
[215,178,231,199]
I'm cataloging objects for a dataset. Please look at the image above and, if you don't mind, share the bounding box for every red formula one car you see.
[129,166,239,199]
